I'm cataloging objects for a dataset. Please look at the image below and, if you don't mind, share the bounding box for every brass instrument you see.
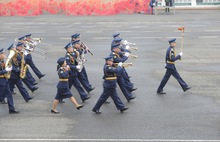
[122,52,138,59]
[81,42,93,56]
[75,50,83,72]
[122,40,136,46]
[114,62,133,68]
[19,51,28,79]
[129,47,138,51]
[4,50,17,79]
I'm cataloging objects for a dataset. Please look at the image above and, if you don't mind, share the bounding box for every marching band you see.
[0,32,138,114]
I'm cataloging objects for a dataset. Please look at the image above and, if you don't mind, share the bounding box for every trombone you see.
[114,62,133,68]
[121,52,138,59]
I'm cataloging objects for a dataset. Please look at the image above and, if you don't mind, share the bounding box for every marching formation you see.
[52,33,138,114]
[0,28,191,115]
[0,34,45,114]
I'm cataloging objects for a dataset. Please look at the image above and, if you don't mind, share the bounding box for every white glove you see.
[76,65,81,69]
[24,50,28,56]
[33,41,37,46]
[5,66,12,72]
[179,52,183,56]
[124,52,130,57]
[125,45,130,50]
[118,62,123,67]
[123,40,128,45]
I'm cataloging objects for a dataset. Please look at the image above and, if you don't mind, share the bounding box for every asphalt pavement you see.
[0,10,220,141]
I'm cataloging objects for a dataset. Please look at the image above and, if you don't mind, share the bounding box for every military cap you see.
[57,57,66,65]
[0,48,4,54]
[113,33,120,38]
[113,38,122,43]
[104,56,113,61]
[64,42,72,49]
[16,42,24,47]
[7,44,14,50]
[18,36,25,40]
[71,33,80,38]
[72,40,80,45]
[25,34,32,37]
[168,38,176,43]
[111,43,120,49]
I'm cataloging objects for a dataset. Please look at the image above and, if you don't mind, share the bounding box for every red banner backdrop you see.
[0,0,150,16]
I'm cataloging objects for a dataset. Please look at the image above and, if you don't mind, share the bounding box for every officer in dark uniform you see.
[51,57,84,114]
[8,43,33,102]
[110,43,136,102]
[71,33,95,93]
[92,56,128,114]
[24,34,45,79]
[157,38,191,94]
[0,48,19,114]
[65,42,90,103]
[111,33,120,47]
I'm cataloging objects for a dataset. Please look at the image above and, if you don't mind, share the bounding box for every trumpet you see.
[121,52,138,59]
[123,45,138,51]
[81,42,93,56]
[32,38,43,43]
[114,62,133,68]
[122,40,136,46]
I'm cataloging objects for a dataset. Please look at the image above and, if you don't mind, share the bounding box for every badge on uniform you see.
[61,71,64,74]
[66,57,69,60]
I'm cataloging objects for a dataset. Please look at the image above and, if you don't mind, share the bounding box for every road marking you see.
[60,38,70,40]
[115,31,131,33]
[0,139,220,142]
[199,36,218,38]
[30,31,46,34]
[93,37,111,40]
[86,31,103,33]
[166,37,182,39]
[58,31,74,33]
[205,30,220,32]
[81,26,96,28]
[132,37,162,39]
[143,31,160,33]
[1,31,17,34]
[107,26,122,28]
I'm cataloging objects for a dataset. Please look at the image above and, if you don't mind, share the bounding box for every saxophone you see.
[4,50,17,79]
[19,51,28,79]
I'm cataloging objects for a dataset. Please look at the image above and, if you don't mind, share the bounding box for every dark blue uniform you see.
[8,55,33,102]
[0,60,16,111]
[65,52,89,102]
[76,48,93,93]
[92,64,126,112]
[110,51,134,91]
[55,67,72,100]
[157,46,189,93]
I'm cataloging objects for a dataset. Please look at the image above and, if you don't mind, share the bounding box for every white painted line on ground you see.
[30,31,46,34]
[86,31,103,33]
[166,37,182,39]
[93,37,111,40]
[173,30,191,32]
[0,139,219,142]
[199,36,218,38]
[115,31,131,33]
[160,25,180,27]
[60,38,70,40]
[81,26,96,28]
[132,37,162,39]
[58,31,74,33]
[107,26,122,28]
[143,31,160,32]
[205,30,220,32]
[1,31,17,34]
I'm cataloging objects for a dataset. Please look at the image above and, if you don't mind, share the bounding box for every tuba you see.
[4,50,17,79]
[19,51,28,79]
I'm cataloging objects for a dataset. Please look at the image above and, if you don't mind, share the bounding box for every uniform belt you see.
[167,61,175,64]
[59,79,68,81]
[105,77,117,80]
[0,75,5,78]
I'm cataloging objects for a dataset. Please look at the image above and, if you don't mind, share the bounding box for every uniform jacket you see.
[56,67,69,89]
[0,61,7,85]
[165,46,181,69]
[110,51,128,63]
[103,64,121,88]
[65,52,78,77]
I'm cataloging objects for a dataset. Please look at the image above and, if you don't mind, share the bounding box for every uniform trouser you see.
[9,78,31,102]
[28,59,43,78]
[69,75,88,101]
[22,78,35,91]
[121,68,133,91]
[93,87,125,111]
[26,69,36,83]
[117,76,133,101]
[77,67,92,92]
[157,67,188,92]
[0,83,15,111]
